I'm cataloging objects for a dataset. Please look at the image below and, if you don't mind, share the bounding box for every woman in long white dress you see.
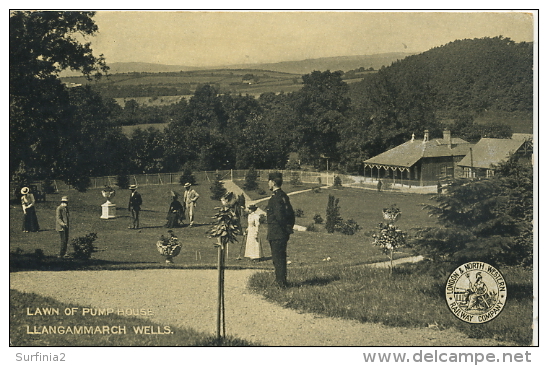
[244,205,263,260]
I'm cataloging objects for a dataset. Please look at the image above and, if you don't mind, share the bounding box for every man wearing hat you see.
[182,183,199,227]
[128,185,142,229]
[55,196,70,258]
[265,172,295,287]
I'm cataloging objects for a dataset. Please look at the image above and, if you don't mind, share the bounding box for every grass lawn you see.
[248,263,533,346]
[10,290,256,346]
[13,178,531,346]
[10,182,438,271]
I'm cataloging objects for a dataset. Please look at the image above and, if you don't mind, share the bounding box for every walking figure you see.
[128,185,142,229]
[55,196,70,258]
[182,183,199,227]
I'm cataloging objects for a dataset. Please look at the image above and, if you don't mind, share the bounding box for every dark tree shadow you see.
[290,275,341,287]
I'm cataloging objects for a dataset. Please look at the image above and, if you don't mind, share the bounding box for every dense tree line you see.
[10,11,532,191]
[93,85,192,99]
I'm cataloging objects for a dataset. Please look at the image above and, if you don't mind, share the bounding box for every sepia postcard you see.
[8,9,539,365]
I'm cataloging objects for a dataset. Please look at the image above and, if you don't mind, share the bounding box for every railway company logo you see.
[445,261,507,324]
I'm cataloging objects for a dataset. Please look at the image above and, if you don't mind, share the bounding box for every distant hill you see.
[211,53,415,74]
[349,37,533,134]
[60,52,414,77]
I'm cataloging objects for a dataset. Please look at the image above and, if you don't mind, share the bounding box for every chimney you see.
[443,130,452,149]
[423,130,429,143]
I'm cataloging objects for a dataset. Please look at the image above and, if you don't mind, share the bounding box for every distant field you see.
[64,68,303,107]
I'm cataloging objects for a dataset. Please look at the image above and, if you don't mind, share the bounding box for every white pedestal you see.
[100,201,116,219]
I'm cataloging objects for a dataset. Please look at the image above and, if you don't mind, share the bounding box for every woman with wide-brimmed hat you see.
[244,204,263,260]
[165,192,184,228]
[20,186,40,232]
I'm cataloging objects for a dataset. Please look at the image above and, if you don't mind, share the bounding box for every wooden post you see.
[216,238,226,340]
[389,248,394,277]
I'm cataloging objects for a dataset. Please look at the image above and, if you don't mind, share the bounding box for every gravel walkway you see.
[10,268,515,346]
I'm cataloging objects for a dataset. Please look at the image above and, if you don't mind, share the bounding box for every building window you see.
[486,169,494,178]
[439,165,447,179]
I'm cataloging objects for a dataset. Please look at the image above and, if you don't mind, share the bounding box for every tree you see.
[165,85,234,170]
[179,166,196,186]
[411,156,533,267]
[291,70,351,165]
[129,127,165,173]
[210,174,227,201]
[10,11,108,188]
[67,86,128,177]
[243,167,259,191]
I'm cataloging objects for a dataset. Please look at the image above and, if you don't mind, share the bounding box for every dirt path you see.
[10,268,514,346]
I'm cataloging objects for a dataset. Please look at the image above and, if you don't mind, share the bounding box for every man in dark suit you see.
[128,185,142,229]
[265,172,295,288]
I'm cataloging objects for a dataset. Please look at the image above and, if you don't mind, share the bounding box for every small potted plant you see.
[156,230,181,264]
[382,204,401,223]
[101,185,116,203]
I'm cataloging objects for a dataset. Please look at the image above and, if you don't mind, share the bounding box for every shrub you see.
[313,214,324,224]
[42,179,56,194]
[209,174,227,200]
[290,172,302,186]
[116,175,130,189]
[306,223,317,232]
[68,176,91,193]
[294,208,304,218]
[285,159,300,170]
[71,233,98,260]
[243,167,259,191]
[372,223,407,255]
[312,187,322,194]
[325,194,343,234]
[257,188,267,196]
[338,219,361,235]
[34,248,45,260]
[333,176,342,187]
[179,167,196,186]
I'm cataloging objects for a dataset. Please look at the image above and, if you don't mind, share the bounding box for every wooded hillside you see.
[349,36,532,128]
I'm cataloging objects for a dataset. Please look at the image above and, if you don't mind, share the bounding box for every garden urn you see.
[100,188,116,219]
[382,209,401,223]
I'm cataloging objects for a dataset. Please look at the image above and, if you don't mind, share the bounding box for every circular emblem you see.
[445,261,507,324]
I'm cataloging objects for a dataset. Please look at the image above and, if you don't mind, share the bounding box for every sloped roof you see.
[512,133,533,141]
[458,138,526,169]
[364,137,472,168]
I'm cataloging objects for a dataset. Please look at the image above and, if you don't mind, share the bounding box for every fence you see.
[12,169,436,196]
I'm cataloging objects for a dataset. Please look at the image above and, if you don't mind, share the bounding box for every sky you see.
[88,11,535,67]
